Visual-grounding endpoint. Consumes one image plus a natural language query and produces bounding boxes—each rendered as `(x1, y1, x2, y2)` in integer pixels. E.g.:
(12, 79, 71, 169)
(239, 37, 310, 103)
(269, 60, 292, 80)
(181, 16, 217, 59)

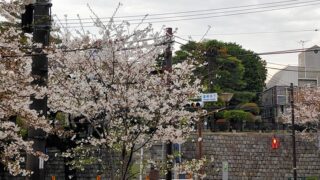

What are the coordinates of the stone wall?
(182, 132, 320, 179)
(0, 148, 118, 180)
(1, 133, 320, 179)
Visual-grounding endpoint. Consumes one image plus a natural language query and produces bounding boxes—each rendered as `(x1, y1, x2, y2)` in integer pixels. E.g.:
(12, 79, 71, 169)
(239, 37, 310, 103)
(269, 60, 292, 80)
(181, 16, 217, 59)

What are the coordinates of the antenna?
(298, 40, 309, 79)
(298, 40, 309, 49)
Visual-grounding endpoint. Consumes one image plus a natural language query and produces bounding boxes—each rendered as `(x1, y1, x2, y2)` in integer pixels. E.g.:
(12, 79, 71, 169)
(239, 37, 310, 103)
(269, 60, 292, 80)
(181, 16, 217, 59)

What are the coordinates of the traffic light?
(21, 4, 34, 33)
(271, 137, 280, 149)
(186, 101, 203, 108)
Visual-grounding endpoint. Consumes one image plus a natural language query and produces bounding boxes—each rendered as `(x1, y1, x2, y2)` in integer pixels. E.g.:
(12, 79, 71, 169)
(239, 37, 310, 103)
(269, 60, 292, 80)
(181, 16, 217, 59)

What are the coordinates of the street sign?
(201, 93, 218, 102)
(39, 157, 44, 169)
(222, 161, 228, 180)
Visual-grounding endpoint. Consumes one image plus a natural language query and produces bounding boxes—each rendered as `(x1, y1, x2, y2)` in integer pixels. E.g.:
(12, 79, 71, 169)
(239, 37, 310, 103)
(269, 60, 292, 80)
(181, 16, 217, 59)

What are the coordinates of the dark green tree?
(173, 40, 267, 104)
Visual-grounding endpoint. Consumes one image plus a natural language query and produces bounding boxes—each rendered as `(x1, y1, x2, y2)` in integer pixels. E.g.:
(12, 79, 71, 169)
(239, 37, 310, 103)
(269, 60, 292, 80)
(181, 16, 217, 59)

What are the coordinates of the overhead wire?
(266, 71, 292, 85)
(178, 29, 319, 37)
(63, 1, 319, 24)
(173, 35, 191, 42)
(1, 40, 320, 60)
(0, 39, 172, 60)
(266, 62, 297, 67)
(266, 66, 320, 73)
(54, 1, 320, 27)
(267, 72, 292, 86)
(174, 41, 185, 46)
(171, 40, 320, 57)
(266, 61, 320, 71)
(57, 0, 301, 21)
(266, 73, 282, 85)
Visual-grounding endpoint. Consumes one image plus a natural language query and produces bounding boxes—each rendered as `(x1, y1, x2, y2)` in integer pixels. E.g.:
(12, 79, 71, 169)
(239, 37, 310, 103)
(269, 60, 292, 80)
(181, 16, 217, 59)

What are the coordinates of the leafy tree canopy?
(173, 40, 267, 103)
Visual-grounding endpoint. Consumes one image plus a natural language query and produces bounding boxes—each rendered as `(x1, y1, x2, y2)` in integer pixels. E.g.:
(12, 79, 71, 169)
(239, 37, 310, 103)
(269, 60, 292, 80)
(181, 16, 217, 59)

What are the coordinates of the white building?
(262, 45, 320, 125)
(262, 66, 298, 125)
(298, 45, 320, 87)
(266, 66, 298, 89)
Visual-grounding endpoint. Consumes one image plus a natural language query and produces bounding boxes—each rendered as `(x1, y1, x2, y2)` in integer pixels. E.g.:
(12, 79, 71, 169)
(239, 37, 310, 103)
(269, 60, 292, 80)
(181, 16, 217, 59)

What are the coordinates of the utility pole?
(290, 83, 297, 180)
(26, 1, 52, 180)
(164, 27, 173, 180)
(206, 48, 217, 92)
(195, 49, 216, 175)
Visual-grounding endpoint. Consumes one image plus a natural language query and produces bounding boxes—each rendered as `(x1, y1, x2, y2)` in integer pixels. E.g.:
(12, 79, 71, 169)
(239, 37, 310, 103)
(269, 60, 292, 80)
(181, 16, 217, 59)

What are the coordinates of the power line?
(266, 73, 290, 86)
(266, 66, 320, 73)
(55, 1, 320, 27)
(266, 62, 320, 71)
(173, 35, 191, 42)
(2, 45, 320, 60)
(267, 72, 292, 85)
(266, 62, 298, 67)
(174, 41, 185, 46)
(0, 40, 172, 60)
(178, 29, 319, 37)
(56, 0, 310, 21)
(60, 1, 320, 24)
(266, 73, 283, 85)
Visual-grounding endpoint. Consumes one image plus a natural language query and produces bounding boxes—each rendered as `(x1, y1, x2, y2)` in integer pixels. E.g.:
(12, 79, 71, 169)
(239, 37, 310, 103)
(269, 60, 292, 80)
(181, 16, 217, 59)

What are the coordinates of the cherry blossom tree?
(282, 86, 320, 129)
(0, 0, 51, 176)
(1, 1, 204, 178)
(47, 6, 202, 179)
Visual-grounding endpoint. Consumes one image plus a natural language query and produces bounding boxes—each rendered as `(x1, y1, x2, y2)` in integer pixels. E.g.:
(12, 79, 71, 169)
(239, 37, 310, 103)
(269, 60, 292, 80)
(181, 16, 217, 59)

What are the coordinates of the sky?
(51, 0, 320, 81)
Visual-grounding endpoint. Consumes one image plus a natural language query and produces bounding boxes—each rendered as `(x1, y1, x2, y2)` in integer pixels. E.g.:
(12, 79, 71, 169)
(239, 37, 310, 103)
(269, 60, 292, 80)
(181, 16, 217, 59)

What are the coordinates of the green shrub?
(215, 111, 225, 119)
(224, 110, 253, 123)
(239, 103, 260, 115)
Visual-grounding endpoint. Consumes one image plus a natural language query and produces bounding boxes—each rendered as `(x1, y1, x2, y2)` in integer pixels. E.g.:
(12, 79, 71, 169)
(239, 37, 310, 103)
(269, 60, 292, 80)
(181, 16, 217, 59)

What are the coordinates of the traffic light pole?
(164, 27, 173, 180)
(26, 1, 51, 180)
(290, 83, 297, 180)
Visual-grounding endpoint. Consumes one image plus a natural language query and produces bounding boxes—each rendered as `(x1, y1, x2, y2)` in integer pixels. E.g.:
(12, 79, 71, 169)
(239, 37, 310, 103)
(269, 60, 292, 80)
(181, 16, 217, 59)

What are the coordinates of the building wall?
(298, 46, 320, 87)
(261, 86, 291, 124)
(263, 47, 320, 124)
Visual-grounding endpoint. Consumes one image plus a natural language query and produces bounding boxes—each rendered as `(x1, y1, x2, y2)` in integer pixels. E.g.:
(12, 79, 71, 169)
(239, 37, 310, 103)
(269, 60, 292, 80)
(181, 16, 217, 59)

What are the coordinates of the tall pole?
(139, 148, 144, 180)
(290, 83, 297, 180)
(197, 112, 203, 159)
(164, 27, 173, 180)
(206, 48, 217, 92)
(206, 49, 216, 132)
(26, 1, 51, 180)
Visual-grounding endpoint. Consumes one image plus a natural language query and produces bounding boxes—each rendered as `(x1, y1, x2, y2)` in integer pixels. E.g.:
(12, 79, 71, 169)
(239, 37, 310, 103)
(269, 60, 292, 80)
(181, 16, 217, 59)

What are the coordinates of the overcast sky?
(52, 0, 320, 80)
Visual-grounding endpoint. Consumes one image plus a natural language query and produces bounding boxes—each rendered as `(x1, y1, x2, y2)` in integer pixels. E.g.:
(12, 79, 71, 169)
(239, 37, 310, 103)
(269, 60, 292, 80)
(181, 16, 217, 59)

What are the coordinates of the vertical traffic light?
(21, 4, 34, 33)
(271, 137, 280, 149)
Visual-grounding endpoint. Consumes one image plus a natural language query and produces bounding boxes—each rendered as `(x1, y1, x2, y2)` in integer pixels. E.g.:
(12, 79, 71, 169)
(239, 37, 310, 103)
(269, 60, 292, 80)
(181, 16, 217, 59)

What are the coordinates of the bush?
(223, 110, 252, 123)
(215, 111, 225, 119)
(239, 103, 260, 115)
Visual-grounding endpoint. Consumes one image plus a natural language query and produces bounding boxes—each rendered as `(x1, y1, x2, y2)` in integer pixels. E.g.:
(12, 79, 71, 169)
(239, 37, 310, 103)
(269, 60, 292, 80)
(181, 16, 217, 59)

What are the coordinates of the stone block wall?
(1, 133, 320, 179)
(182, 133, 320, 179)
(0, 147, 118, 180)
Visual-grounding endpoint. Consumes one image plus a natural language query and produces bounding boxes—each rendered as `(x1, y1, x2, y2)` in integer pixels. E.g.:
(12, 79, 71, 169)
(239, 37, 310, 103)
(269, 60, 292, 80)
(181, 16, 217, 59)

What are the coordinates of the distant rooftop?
(266, 65, 298, 89)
